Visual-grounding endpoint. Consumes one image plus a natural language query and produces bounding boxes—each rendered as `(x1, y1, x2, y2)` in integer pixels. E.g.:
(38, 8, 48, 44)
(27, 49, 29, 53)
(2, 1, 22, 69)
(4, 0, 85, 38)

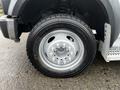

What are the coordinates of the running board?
(99, 23, 120, 62)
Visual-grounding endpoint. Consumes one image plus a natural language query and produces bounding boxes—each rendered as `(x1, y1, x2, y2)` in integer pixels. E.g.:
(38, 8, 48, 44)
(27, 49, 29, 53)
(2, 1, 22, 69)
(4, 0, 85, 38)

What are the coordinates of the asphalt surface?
(0, 31, 120, 90)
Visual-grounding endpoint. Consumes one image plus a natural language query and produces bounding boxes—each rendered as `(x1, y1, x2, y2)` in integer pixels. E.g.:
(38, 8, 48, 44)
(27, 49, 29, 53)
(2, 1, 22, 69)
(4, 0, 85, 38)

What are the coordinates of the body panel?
(108, 0, 120, 45)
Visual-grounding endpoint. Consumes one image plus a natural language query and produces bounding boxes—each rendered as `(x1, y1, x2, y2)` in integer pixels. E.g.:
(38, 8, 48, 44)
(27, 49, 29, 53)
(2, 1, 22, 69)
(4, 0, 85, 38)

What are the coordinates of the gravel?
(0, 31, 120, 90)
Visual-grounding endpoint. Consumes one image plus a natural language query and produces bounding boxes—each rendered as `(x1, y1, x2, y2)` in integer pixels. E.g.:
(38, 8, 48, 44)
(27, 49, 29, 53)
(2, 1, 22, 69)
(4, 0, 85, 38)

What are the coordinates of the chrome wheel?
(39, 30, 85, 72)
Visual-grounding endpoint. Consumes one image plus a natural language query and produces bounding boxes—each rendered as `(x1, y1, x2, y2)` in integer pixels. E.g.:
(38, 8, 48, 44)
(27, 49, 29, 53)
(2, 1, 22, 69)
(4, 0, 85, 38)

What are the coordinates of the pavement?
(0, 31, 120, 90)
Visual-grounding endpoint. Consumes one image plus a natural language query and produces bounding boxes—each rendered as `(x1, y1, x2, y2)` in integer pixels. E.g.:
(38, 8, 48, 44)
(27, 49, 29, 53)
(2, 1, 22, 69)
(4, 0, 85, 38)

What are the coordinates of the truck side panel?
(108, 0, 120, 45)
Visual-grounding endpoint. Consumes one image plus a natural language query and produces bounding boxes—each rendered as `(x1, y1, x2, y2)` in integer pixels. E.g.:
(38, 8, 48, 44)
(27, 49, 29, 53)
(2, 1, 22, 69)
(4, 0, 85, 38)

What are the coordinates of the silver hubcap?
(39, 30, 85, 72)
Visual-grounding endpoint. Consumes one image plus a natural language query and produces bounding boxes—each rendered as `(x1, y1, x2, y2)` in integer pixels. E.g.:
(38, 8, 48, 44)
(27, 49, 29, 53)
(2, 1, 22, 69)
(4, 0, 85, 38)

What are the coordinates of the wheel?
(27, 14, 96, 78)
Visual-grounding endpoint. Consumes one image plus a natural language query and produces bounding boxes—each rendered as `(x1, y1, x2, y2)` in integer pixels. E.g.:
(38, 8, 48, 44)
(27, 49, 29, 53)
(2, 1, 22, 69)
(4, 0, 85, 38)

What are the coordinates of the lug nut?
(69, 57, 71, 61)
(63, 43, 66, 48)
(51, 47, 54, 51)
(69, 46, 71, 50)
(57, 43, 60, 47)
(52, 57, 55, 61)
(49, 52, 53, 56)
(71, 52, 73, 55)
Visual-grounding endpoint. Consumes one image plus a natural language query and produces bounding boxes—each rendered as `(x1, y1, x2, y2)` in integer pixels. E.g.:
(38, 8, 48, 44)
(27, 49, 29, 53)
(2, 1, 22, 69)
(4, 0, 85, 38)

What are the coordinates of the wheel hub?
(39, 30, 85, 71)
(47, 41, 76, 65)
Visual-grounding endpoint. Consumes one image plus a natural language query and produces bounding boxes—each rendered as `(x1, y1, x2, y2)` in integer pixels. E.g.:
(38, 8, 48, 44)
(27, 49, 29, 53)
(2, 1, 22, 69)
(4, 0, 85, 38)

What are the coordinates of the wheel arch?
(8, 0, 117, 44)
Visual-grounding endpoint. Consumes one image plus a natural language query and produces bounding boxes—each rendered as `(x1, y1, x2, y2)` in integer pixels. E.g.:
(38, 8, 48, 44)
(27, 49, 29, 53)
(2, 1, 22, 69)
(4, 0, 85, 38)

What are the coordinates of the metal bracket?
(0, 15, 19, 41)
(92, 29, 97, 35)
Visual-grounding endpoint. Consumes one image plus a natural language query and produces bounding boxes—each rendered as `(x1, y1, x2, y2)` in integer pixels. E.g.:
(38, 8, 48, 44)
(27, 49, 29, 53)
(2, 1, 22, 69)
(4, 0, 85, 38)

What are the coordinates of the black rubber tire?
(27, 14, 96, 78)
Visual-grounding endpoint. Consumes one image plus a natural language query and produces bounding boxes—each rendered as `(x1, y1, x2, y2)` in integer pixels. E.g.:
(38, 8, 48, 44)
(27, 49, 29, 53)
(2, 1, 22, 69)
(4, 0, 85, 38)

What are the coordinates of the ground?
(0, 31, 120, 90)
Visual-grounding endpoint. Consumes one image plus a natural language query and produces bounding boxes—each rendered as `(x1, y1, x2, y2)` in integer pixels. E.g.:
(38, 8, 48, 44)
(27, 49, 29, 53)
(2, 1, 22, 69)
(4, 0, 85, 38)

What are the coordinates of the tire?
(27, 14, 96, 78)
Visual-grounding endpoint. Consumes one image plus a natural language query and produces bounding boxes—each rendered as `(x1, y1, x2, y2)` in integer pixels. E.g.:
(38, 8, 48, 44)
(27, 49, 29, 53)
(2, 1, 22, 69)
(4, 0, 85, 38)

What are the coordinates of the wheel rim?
(39, 30, 85, 72)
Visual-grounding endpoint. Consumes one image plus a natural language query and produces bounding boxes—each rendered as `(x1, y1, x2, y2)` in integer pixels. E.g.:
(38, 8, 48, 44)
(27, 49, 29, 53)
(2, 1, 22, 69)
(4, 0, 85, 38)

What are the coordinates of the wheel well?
(18, 0, 110, 40)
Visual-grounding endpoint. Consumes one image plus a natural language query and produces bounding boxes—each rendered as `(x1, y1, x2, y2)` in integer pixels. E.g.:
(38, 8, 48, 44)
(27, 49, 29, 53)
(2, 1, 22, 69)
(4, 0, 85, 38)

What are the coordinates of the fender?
(1, 0, 120, 45)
